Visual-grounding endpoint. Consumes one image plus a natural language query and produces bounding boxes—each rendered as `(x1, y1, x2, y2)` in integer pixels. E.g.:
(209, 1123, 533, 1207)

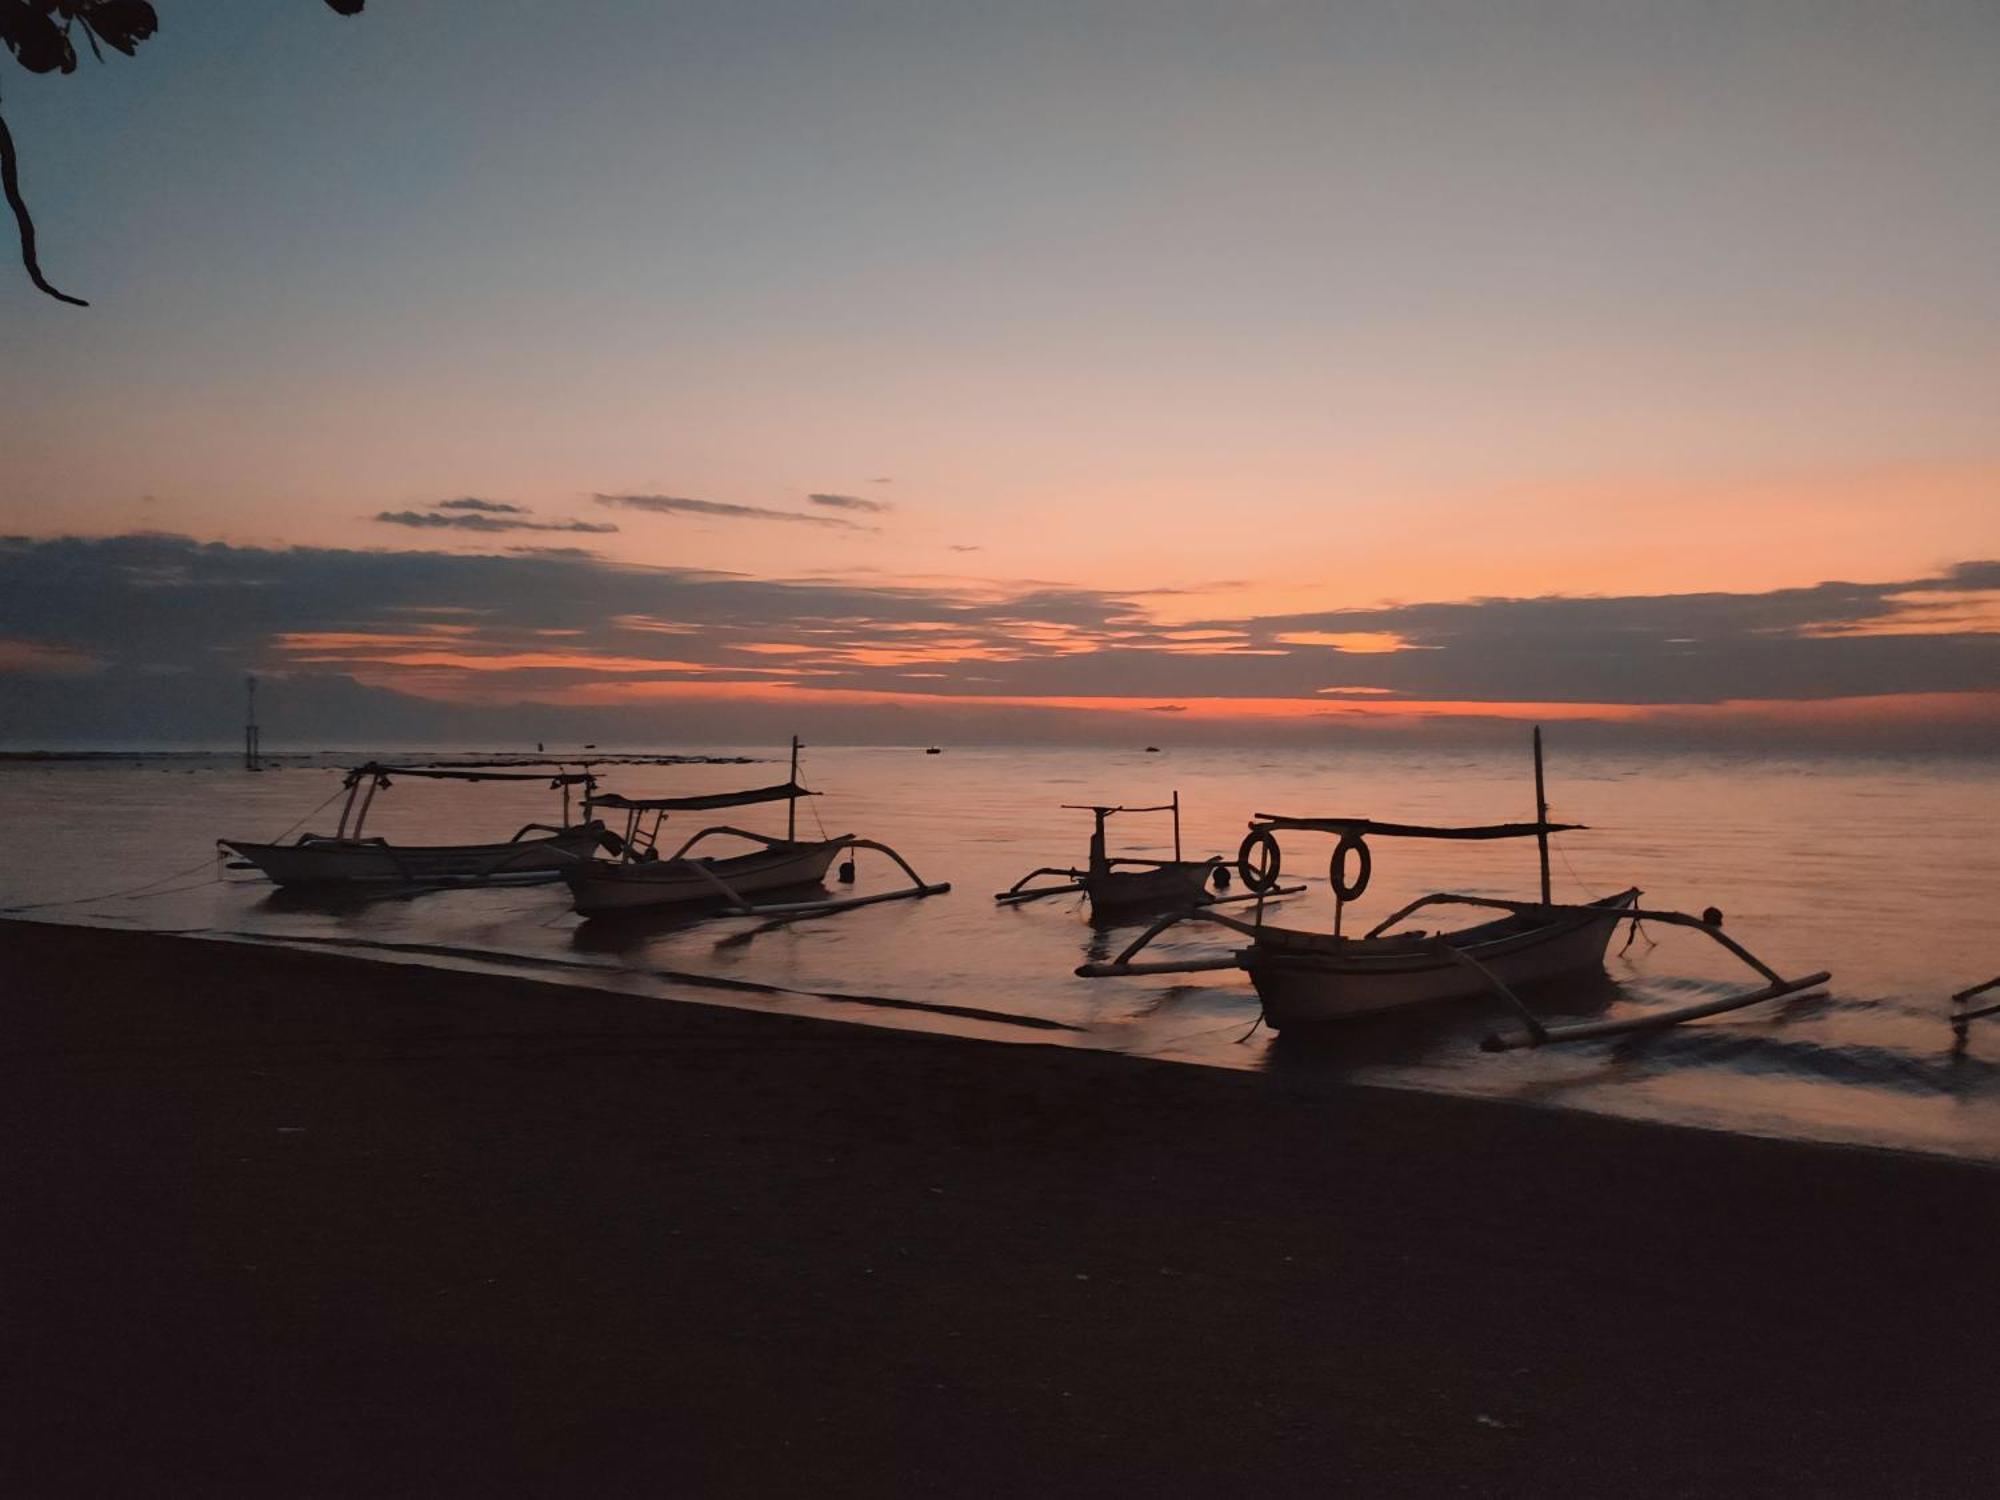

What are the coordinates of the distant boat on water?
(925, 746, 942, 754)
(997, 792, 1283, 919)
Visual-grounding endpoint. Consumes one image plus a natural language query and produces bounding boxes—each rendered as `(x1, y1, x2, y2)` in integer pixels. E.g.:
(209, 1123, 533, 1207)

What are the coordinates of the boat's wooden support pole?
(352, 775, 383, 839)
(1482, 971, 1832, 1052)
(689, 860, 757, 908)
(995, 866, 1086, 900)
(1172, 790, 1182, 863)
(1434, 940, 1548, 1043)
(994, 880, 1087, 905)
(787, 735, 800, 842)
(734, 882, 953, 919)
(737, 838, 950, 920)
(667, 824, 797, 860)
(333, 777, 360, 840)
(1076, 954, 1245, 978)
(1075, 906, 1263, 977)
(1533, 725, 1551, 907)
(839, 838, 944, 895)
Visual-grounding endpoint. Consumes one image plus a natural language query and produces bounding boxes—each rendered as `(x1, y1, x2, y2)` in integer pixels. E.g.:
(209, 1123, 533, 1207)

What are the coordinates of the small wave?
(215, 929, 1085, 1035)
(1607, 1024, 1992, 1097)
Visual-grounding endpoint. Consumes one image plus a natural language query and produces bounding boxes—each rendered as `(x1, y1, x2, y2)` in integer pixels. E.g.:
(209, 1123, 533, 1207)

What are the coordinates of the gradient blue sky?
(1, 1, 1994, 741)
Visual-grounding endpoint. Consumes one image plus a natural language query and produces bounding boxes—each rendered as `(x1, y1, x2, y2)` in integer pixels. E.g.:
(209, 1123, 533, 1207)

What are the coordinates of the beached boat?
(222, 761, 607, 888)
(996, 793, 1287, 917)
(565, 738, 949, 920)
(1079, 730, 1829, 1048)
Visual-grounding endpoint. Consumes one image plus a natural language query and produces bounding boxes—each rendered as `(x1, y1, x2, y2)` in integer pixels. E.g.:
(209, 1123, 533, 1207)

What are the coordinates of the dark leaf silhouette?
(4, 1, 362, 305)
(0, 3, 79, 74)
(72, 2, 160, 58)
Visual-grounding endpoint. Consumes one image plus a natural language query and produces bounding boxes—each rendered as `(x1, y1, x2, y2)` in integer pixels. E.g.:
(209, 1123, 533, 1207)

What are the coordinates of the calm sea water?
(3, 743, 1996, 1162)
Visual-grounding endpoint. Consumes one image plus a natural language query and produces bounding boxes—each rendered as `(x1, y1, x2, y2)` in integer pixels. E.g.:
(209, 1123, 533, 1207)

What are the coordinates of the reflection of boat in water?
(222, 761, 605, 888)
(996, 793, 1286, 919)
(1081, 729, 1829, 1049)
(565, 738, 949, 920)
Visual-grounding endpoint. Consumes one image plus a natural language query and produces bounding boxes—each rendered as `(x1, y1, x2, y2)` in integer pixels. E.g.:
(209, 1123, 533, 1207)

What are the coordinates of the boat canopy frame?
(333, 760, 600, 842)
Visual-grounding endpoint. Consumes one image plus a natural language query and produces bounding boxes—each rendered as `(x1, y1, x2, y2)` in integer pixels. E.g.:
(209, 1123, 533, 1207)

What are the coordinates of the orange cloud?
(0, 639, 102, 676)
(1274, 631, 1416, 653)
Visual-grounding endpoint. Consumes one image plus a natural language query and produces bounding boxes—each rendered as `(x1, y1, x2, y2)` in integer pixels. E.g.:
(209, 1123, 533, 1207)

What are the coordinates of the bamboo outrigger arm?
(1077, 890, 1831, 1052)
(666, 830, 950, 920)
(1074, 907, 1262, 977)
(1371, 894, 1841, 1051)
(996, 867, 1089, 904)
(1950, 977, 2000, 1040)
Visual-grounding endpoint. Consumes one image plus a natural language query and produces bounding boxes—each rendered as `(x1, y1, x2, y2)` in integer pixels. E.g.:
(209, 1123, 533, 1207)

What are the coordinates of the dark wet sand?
(5, 919, 1997, 1497)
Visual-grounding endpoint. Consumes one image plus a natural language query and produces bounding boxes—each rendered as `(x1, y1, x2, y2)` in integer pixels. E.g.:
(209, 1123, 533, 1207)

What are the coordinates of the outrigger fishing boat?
(221, 760, 606, 888)
(564, 738, 949, 920)
(996, 793, 1297, 917)
(1079, 730, 1830, 1049)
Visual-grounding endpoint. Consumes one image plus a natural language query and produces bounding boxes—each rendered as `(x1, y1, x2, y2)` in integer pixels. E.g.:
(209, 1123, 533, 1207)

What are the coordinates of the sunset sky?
(1, 1, 1994, 744)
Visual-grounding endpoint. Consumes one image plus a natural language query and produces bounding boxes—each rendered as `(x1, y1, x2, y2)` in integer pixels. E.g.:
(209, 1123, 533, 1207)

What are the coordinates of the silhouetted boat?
(221, 761, 605, 888)
(1080, 730, 1829, 1048)
(565, 738, 949, 920)
(997, 793, 1295, 918)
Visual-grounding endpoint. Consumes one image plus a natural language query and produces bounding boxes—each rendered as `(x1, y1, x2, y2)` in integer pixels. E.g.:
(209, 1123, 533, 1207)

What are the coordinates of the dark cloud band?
(0, 533, 1991, 745)
(594, 494, 870, 531)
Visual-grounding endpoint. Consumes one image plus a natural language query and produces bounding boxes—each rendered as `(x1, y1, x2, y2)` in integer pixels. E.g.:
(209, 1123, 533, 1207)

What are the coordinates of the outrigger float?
(563, 738, 950, 921)
(221, 760, 609, 888)
(996, 793, 1300, 917)
(1077, 730, 1830, 1049)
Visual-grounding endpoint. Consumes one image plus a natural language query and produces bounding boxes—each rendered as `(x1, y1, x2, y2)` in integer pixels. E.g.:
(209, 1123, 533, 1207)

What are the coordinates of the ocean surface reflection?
(2, 742, 1995, 1161)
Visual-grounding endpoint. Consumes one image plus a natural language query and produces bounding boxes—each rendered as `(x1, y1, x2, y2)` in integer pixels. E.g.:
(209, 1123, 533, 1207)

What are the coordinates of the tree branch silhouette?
(0, 109, 83, 303)
(2, 0, 365, 307)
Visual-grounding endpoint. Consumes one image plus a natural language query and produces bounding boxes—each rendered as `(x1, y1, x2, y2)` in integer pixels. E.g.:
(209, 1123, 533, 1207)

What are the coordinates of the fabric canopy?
(1249, 816, 1585, 840)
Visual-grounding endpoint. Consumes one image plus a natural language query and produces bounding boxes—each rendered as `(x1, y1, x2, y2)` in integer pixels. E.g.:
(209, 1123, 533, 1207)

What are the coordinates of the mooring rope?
(2, 847, 231, 914)
(1, 777, 348, 916)
(259, 781, 351, 845)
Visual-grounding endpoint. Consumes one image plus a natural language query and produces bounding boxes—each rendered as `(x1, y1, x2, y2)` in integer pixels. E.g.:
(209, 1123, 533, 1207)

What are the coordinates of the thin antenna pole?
(788, 735, 800, 841)
(1533, 725, 1551, 905)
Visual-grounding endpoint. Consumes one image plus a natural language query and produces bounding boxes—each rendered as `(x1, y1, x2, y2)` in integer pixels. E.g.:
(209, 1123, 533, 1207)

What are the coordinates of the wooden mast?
(1172, 790, 1182, 862)
(1532, 725, 1551, 906)
(787, 735, 800, 841)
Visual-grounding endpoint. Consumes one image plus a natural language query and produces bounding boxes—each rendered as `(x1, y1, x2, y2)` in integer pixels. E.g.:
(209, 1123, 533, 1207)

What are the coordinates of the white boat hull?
(1246, 890, 1637, 1028)
(565, 840, 845, 916)
(223, 827, 604, 887)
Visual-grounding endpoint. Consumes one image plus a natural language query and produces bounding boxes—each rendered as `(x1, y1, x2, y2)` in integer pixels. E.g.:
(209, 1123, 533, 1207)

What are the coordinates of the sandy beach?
(5, 917, 1997, 1496)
